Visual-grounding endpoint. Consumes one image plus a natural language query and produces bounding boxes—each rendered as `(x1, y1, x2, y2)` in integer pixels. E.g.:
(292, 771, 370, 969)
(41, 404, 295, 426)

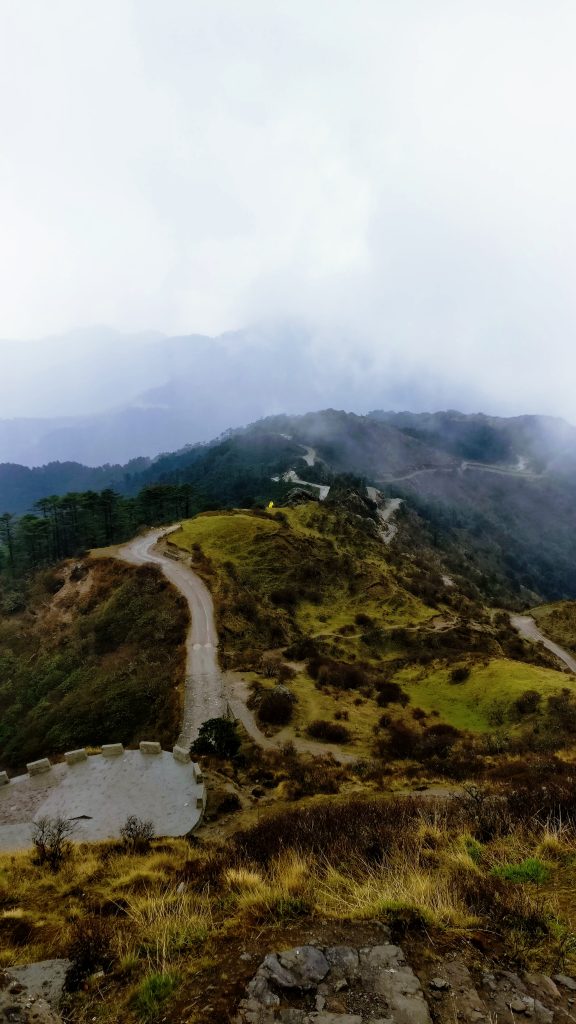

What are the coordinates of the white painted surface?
(0, 750, 204, 851)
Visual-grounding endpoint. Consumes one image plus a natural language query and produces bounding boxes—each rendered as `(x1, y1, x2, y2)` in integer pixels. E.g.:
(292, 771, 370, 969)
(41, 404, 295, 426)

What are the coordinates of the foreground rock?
(0, 969, 63, 1024)
(235, 941, 576, 1024)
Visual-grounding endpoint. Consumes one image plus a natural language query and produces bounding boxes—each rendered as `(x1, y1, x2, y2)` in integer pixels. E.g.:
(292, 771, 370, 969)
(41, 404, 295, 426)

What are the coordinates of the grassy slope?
(396, 658, 571, 732)
(2, 789, 576, 1022)
(172, 504, 435, 653)
(172, 504, 573, 741)
(0, 559, 188, 771)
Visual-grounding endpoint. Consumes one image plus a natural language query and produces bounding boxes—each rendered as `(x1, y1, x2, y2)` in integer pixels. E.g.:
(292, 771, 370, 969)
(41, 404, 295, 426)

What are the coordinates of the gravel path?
(119, 528, 225, 746)
(510, 613, 576, 674)
(119, 530, 360, 762)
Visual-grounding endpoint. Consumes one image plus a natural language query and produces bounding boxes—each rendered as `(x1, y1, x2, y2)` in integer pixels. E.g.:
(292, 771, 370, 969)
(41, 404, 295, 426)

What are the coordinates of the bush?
(216, 792, 242, 814)
(120, 815, 154, 853)
(514, 689, 542, 716)
(31, 816, 75, 871)
(270, 586, 298, 607)
(375, 681, 410, 707)
(450, 666, 471, 684)
(355, 612, 374, 627)
(417, 723, 461, 760)
(66, 917, 115, 991)
(306, 719, 351, 743)
(548, 689, 576, 731)
(190, 717, 241, 759)
(258, 687, 295, 725)
(277, 662, 296, 683)
(379, 720, 419, 759)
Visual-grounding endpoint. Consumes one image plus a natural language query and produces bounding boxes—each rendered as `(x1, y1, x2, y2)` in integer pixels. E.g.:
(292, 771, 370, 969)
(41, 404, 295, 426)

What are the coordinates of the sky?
(1, 1, 576, 422)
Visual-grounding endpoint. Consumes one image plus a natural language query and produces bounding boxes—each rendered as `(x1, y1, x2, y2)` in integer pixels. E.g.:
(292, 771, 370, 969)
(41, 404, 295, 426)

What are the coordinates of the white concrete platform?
(0, 749, 205, 851)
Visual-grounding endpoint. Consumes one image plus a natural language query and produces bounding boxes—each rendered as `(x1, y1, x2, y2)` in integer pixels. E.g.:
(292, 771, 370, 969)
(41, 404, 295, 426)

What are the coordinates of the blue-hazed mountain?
(0, 323, 499, 468)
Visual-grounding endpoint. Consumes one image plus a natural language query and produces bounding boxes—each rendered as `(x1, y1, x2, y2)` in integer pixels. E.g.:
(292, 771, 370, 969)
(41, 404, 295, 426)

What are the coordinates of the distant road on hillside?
(379, 460, 543, 484)
(511, 614, 576, 674)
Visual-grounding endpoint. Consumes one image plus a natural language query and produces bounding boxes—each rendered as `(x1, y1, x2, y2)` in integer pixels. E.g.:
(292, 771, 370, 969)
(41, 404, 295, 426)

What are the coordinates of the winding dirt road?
(118, 526, 359, 762)
(119, 528, 224, 747)
(510, 614, 576, 674)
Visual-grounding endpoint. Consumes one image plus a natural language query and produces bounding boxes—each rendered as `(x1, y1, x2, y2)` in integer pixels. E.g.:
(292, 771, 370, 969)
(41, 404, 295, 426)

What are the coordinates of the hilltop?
(3, 407, 576, 604)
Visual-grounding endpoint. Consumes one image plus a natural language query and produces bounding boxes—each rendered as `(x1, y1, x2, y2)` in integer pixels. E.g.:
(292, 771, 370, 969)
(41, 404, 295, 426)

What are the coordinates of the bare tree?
(32, 816, 76, 870)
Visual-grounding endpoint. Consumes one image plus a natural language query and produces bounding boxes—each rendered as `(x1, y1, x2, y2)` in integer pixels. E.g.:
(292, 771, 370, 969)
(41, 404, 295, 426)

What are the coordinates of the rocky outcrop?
(235, 939, 576, 1024)
(0, 969, 63, 1024)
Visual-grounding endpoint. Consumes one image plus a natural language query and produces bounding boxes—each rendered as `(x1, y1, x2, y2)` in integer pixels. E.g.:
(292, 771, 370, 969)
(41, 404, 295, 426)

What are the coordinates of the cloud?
(0, 1, 575, 420)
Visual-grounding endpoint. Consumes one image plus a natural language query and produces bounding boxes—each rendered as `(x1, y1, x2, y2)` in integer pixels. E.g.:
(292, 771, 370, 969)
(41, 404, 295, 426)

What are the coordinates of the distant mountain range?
(1, 323, 509, 467)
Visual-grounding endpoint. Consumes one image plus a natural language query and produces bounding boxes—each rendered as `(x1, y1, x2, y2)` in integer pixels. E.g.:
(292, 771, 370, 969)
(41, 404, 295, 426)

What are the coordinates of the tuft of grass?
(492, 858, 551, 884)
(122, 886, 214, 969)
(132, 971, 179, 1023)
(315, 860, 479, 929)
(224, 852, 313, 922)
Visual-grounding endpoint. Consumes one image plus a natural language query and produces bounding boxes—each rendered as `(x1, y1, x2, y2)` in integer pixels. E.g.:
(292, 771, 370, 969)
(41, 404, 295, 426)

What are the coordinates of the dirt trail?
(118, 528, 225, 746)
(511, 613, 576, 674)
(117, 528, 354, 761)
(225, 672, 357, 763)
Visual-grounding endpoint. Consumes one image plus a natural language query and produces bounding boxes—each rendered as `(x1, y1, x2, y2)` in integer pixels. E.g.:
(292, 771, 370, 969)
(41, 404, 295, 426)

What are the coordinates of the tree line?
(0, 483, 196, 580)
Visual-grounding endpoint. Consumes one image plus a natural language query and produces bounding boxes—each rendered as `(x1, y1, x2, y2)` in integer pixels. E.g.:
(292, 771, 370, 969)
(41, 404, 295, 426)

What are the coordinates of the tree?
(0, 513, 15, 574)
(190, 717, 241, 759)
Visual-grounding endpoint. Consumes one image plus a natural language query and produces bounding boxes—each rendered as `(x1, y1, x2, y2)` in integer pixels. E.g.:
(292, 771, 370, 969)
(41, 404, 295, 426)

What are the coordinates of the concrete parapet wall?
(0, 741, 207, 851)
(64, 749, 88, 765)
(27, 758, 51, 776)
(139, 741, 162, 755)
(172, 745, 190, 764)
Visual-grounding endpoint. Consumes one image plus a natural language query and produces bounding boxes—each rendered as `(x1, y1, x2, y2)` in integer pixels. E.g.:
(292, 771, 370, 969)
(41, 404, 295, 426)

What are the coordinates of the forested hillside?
(0, 558, 187, 769)
(3, 407, 576, 603)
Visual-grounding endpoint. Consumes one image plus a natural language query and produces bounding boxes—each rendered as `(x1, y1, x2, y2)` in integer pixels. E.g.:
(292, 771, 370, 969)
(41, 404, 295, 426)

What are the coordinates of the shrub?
(375, 681, 410, 707)
(66, 917, 115, 991)
(258, 687, 295, 725)
(450, 666, 471, 684)
(190, 717, 241, 759)
(417, 723, 461, 760)
(380, 720, 419, 759)
(306, 719, 351, 743)
(270, 586, 298, 607)
(514, 690, 542, 716)
(548, 689, 576, 731)
(355, 612, 374, 627)
(120, 815, 154, 853)
(31, 816, 75, 871)
(216, 792, 242, 814)
(277, 662, 296, 683)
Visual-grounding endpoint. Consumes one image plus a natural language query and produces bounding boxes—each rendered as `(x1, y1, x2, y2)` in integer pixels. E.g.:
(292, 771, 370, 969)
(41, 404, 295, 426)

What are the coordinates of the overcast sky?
(1, 1, 576, 420)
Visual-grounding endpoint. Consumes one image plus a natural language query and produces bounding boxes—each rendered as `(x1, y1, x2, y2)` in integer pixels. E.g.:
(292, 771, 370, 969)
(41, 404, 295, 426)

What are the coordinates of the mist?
(1, 1, 576, 457)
